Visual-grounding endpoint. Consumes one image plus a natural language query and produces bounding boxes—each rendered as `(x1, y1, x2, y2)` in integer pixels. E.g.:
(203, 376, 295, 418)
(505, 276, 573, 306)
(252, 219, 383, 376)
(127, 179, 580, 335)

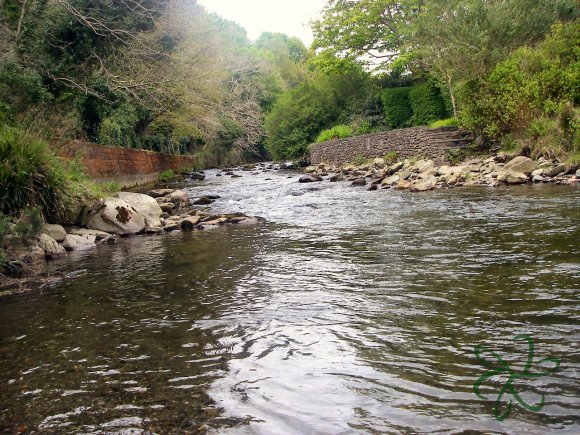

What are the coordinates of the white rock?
(381, 174, 400, 186)
(62, 234, 96, 251)
(117, 192, 163, 227)
(410, 175, 437, 192)
(503, 156, 537, 176)
(87, 198, 146, 235)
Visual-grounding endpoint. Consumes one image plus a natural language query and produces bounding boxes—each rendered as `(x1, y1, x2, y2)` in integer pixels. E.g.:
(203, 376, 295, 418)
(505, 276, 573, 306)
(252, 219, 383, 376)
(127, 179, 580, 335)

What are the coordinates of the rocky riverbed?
(299, 154, 579, 191)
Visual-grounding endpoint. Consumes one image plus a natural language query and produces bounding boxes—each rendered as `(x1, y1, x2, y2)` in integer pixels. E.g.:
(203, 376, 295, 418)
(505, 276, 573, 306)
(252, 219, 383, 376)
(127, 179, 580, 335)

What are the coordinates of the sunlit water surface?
(1, 168, 579, 434)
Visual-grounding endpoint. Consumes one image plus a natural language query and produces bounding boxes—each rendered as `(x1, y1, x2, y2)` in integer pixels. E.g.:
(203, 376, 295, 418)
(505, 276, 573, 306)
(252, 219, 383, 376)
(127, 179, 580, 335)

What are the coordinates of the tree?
(312, 0, 424, 69)
(411, 0, 578, 117)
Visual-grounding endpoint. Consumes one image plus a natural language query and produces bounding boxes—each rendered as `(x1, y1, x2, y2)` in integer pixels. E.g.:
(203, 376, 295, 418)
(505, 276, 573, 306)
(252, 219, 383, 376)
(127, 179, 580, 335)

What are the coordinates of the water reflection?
(0, 170, 579, 434)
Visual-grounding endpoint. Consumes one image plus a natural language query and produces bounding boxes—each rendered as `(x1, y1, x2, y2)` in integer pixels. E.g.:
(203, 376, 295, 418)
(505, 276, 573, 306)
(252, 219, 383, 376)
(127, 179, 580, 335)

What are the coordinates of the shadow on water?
(1, 169, 579, 434)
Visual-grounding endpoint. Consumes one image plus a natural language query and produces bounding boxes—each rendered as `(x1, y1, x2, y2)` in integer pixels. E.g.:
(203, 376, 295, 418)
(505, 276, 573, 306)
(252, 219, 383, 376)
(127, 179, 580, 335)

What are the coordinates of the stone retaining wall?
(309, 126, 472, 166)
(58, 141, 197, 187)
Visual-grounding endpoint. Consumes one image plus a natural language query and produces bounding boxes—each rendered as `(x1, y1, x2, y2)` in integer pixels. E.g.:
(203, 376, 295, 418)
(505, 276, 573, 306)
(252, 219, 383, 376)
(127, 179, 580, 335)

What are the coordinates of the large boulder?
(373, 158, 385, 168)
(545, 164, 566, 177)
(381, 174, 400, 186)
(410, 175, 437, 192)
(38, 234, 67, 258)
(87, 198, 147, 235)
(117, 192, 163, 227)
(412, 159, 435, 174)
(42, 224, 67, 243)
(62, 234, 96, 251)
(165, 190, 191, 207)
(498, 170, 528, 184)
(502, 156, 537, 176)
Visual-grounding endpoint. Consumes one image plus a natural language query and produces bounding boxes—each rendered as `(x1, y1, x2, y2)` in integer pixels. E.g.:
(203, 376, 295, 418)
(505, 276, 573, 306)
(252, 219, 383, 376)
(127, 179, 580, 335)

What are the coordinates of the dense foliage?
(311, 0, 579, 160)
(1, 0, 578, 166)
(0, 0, 310, 165)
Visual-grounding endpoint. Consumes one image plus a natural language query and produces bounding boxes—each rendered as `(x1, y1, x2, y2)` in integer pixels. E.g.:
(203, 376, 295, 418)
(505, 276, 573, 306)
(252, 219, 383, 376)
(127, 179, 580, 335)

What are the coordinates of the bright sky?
(197, 0, 327, 47)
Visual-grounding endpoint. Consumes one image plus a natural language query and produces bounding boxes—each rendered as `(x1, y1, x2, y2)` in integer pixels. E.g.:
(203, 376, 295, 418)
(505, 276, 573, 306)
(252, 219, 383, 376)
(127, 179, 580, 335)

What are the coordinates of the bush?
(408, 81, 449, 126)
(383, 151, 398, 163)
(459, 22, 579, 139)
(315, 125, 353, 143)
(0, 127, 72, 221)
(158, 169, 176, 182)
(380, 87, 412, 128)
(429, 118, 459, 128)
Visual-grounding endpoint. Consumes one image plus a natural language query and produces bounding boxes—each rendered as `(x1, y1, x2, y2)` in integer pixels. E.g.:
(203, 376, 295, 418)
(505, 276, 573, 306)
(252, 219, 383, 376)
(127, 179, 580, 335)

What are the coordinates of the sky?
(197, 0, 328, 47)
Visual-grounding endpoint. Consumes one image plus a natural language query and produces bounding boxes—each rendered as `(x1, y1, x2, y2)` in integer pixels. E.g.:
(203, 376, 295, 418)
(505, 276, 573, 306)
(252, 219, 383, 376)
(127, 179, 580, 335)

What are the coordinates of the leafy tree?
(312, 0, 424, 68)
(265, 66, 372, 159)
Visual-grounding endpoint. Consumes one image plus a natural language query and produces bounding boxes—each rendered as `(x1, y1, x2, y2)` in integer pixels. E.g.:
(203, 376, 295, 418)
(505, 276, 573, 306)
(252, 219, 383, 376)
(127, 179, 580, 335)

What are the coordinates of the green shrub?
(315, 125, 353, 143)
(459, 22, 579, 140)
(429, 118, 459, 128)
(383, 151, 398, 163)
(0, 127, 71, 221)
(380, 87, 412, 128)
(409, 81, 449, 126)
(159, 169, 176, 183)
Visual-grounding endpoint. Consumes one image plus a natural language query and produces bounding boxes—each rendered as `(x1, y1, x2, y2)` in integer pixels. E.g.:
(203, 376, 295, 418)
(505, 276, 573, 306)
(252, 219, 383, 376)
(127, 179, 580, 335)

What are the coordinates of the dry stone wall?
(58, 141, 197, 187)
(309, 127, 472, 166)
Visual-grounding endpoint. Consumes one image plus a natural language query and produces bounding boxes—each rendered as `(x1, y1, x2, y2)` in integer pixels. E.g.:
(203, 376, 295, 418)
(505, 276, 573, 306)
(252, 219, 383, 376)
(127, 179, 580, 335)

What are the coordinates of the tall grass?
(0, 126, 72, 221)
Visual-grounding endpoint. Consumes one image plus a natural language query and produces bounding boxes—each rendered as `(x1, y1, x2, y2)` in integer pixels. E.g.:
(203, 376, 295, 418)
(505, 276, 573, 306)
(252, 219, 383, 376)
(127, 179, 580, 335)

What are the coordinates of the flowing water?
(1, 168, 579, 434)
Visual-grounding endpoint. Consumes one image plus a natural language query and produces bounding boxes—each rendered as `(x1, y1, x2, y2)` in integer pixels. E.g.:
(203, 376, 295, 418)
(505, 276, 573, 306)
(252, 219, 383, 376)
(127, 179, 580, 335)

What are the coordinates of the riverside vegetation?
(1, 0, 579, 285)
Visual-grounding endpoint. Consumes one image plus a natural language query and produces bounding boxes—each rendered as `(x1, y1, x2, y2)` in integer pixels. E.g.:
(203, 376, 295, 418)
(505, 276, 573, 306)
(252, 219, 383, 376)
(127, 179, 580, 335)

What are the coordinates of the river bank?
(299, 153, 579, 191)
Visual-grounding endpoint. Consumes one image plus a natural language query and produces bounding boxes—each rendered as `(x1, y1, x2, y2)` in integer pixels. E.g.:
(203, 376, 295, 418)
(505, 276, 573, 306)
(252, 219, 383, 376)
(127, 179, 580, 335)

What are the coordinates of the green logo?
(473, 334, 560, 421)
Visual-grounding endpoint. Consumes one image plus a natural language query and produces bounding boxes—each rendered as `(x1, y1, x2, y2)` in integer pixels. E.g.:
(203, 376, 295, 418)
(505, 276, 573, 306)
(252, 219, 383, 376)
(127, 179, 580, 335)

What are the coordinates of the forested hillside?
(0, 0, 310, 166)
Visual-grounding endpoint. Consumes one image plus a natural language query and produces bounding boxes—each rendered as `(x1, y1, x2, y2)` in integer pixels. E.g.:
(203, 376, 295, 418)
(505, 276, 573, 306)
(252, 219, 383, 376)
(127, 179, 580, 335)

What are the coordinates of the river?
(1, 167, 579, 434)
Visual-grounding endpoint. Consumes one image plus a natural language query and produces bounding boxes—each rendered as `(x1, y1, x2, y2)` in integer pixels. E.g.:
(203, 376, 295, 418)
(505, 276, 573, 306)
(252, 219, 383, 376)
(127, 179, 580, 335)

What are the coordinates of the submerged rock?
(180, 216, 202, 231)
(193, 196, 215, 205)
(299, 175, 322, 183)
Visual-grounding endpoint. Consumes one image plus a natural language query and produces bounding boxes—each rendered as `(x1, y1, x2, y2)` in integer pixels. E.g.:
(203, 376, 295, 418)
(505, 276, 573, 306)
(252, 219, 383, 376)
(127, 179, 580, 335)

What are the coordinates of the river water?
(1, 167, 579, 434)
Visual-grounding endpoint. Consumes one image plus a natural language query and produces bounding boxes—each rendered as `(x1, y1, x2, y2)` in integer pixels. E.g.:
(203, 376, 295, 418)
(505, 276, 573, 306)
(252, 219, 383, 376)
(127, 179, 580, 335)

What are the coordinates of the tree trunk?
(447, 73, 457, 119)
(16, 0, 28, 39)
